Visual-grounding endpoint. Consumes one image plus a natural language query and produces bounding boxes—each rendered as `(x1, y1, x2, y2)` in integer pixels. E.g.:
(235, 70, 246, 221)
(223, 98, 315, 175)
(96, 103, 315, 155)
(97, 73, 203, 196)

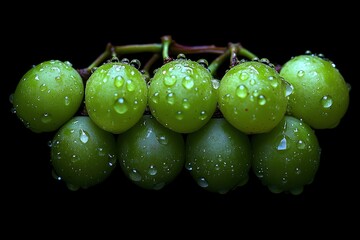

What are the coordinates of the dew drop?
(114, 97, 128, 114)
(79, 129, 89, 143)
(199, 111, 207, 120)
(64, 61, 72, 67)
(182, 98, 190, 109)
(41, 113, 52, 123)
(130, 59, 141, 69)
(35, 74, 40, 81)
(277, 136, 288, 151)
(249, 79, 256, 85)
(151, 92, 159, 104)
(197, 58, 208, 68)
(148, 165, 157, 176)
(67, 183, 80, 191)
(64, 96, 70, 106)
(321, 95, 333, 108)
(166, 92, 175, 105)
(185, 162, 192, 171)
(157, 135, 168, 145)
(182, 76, 194, 89)
(120, 58, 129, 64)
(258, 95, 267, 105)
(296, 70, 305, 78)
(236, 84, 248, 98)
(153, 182, 165, 190)
(197, 177, 209, 188)
(284, 81, 294, 97)
(164, 75, 176, 86)
(126, 79, 135, 92)
(51, 170, 62, 181)
(40, 83, 48, 92)
(211, 79, 220, 89)
(9, 94, 14, 104)
(290, 187, 304, 195)
(114, 75, 125, 88)
(10, 107, 16, 114)
(129, 169, 142, 182)
(177, 53, 186, 59)
(240, 72, 249, 81)
(175, 111, 183, 120)
(295, 167, 301, 175)
(268, 185, 283, 194)
(297, 140, 306, 149)
(222, 93, 231, 102)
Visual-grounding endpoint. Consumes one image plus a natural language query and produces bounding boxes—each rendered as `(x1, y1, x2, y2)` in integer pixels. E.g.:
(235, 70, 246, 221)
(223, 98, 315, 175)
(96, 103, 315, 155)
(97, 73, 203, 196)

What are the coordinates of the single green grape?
(279, 53, 350, 129)
(116, 114, 185, 190)
(185, 118, 252, 194)
(85, 61, 147, 134)
(50, 116, 117, 191)
(12, 60, 84, 133)
(251, 115, 321, 195)
(148, 57, 218, 133)
(218, 60, 290, 134)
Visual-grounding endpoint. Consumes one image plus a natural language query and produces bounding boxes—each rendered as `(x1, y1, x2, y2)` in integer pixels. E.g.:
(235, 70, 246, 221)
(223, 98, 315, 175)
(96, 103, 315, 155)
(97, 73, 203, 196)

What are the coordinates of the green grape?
(148, 58, 218, 133)
(116, 114, 185, 190)
(251, 115, 321, 195)
(50, 116, 117, 191)
(218, 60, 290, 134)
(279, 53, 350, 129)
(12, 60, 84, 133)
(85, 61, 147, 134)
(185, 118, 252, 194)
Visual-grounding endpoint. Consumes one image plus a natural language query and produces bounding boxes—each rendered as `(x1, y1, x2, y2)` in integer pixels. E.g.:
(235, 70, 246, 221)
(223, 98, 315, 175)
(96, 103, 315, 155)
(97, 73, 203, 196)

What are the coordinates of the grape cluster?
(10, 38, 350, 195)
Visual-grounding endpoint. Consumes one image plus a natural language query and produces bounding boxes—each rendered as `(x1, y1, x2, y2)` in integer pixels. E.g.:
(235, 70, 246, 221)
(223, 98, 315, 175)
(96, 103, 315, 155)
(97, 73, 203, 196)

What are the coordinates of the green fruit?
(251, 115, 321, 195)
(50, 116, 117, 191)
(185, 118, 252, 194)
(218, 60, 289, 134)
(117, 114, 185, 190)
(279, 54, 350, 129)
(12, 60, 84, 133)
(148, 58, 218, 133)
(85, 61, 147, 134)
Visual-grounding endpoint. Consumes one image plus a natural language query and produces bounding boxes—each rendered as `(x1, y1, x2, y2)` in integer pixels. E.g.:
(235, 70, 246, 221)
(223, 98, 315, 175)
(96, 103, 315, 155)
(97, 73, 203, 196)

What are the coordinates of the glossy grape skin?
(148, 59, 217, 133)
(279, 54, 350, 129)
(85, 62, 147, 134)
(50, 116, 117, 191)
(218, 61, 289, 134)
(251, 115, 321, 195)
(185, 118, 252, 194)
(12, 60, 84, 133)
(116, 114, 185, 190)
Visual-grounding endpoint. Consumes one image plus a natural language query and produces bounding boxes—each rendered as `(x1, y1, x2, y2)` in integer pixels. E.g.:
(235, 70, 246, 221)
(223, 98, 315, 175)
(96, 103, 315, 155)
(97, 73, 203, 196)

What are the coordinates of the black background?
(2, 5, 357, 227)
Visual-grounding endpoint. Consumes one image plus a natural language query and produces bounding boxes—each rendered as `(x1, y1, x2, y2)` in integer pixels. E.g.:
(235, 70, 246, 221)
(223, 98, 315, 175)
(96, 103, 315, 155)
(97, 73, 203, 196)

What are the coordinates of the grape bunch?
(10, 36, 350, 195)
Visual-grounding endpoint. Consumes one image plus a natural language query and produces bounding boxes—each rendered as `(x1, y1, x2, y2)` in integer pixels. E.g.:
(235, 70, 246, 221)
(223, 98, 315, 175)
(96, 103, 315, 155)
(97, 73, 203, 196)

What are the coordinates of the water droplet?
(67, 183, 80, 191)
(268, 76, 279, 88)
(114, 75, 125, 88)
(64, 61, 72, 67)
(51, 170, 62, 181)
(9, 93, 14, 104)
(277, 136, 288, 151)
(35, 74, 40, 80)
(148, 165, 157, 176)
(197, 58, 208, 68)
(255, 169, 264, 178)
(164, 75, 176, 86)
(126, 79, 135, 92)
(197, 177, 209, 188)
(222, 93, 231, 102)
(10, 107, 16, 114)
(297, 140, 306, 149)
(41, 113, 52, 123)
(157, 135, 168, 145)
(166, 92, 175, 105)
(347, 83, 352, 92)
(297, 70, 305, 77)
(129, 169, 142, 182)
(120, 58, 129, 64)
(239, 72, 249, 81)
(284, 81, 294, 97)
(40, 83, 48, 92)
(182, 98, 190, 109)
(151, 92, 159, 104)
(176, 111, 183, 120)
(258, 95, 267, 105)
(211, 79, 220, 89)
(182, 76, 194, 89)
(114, 97, 128, 114)
(91, 67, 98, 73)
(130, 59, 141, 69)
(177, 53, 186, 59)
(153, 182, 165, 190)
(295, 167, 301, 175)
(236, 84, 248, 98)
(64, 96, 70, 106)
(185, 162, 192, 171)
(268, 185, 283, 194)
(199, 111, 207, 120)
(290, 187, 304, 195)
(249, 79, 256, 85)
(321, 95, 333, 108)
(79, 129, 89, 143)
(47, 140, 53, 147)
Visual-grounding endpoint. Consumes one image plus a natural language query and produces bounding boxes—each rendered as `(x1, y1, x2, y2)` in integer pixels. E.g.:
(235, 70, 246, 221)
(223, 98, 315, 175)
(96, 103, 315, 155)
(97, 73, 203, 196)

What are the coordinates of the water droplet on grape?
(321, 95, 333, 108)
(67, 183, 80, 191)
(130, 59, 141, 69)
(55, 76, 61, 81)
(91, 67, 98, 73)
(166, 92, 175, 105)
(40, 83, 48, 92)
(197, 177, 209, 188)
(258, 95, 267, 105)
(120, 58, 129, 64)
(126, 79, 135, 92)
(295, 167, 301, 175)
(9, 93, 14, 104)
(153, 182, 165, 190)
(290, 187, 304, 195)
(64, 61, 72, 67)
(10, 107, 16, 114)
(64, 96, 70, 106)
(222, 93, 231, 102)
(199, 111, 207, 120)
(236, 84, 248, 98)
(79, 129, 89, 143)
(177, 53, 186, 59)
(41, 113, 52, 123)
(148, 165, 157, 176)
(249, 79, 256, 85)
(129, 169, 142, 182)
(35, 75, 40, 80)
(164, 75, 176, 86)
(297, 140, 306, 149)
(197, 58, 208, 68)
(176, 111, 183, 120)
(277, 136, 289, 151)
(211, 79, 220, 89)
(182, 76, 194, 89)
(239, 72, 249, 81)
(52, 169, 62, 181)
(347, 83, 352, 92)
(182, 98, 190, 109)
(157, 135, 168, 145)
(297, 70, 305, 77)
(151, 92, 159, 104)
(185, 162, 192, 171)
(114, 97, 128, 114)
(268, 185, 282, 194)
(114, 75, 125, 88)
(284, 81, 294, 97)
